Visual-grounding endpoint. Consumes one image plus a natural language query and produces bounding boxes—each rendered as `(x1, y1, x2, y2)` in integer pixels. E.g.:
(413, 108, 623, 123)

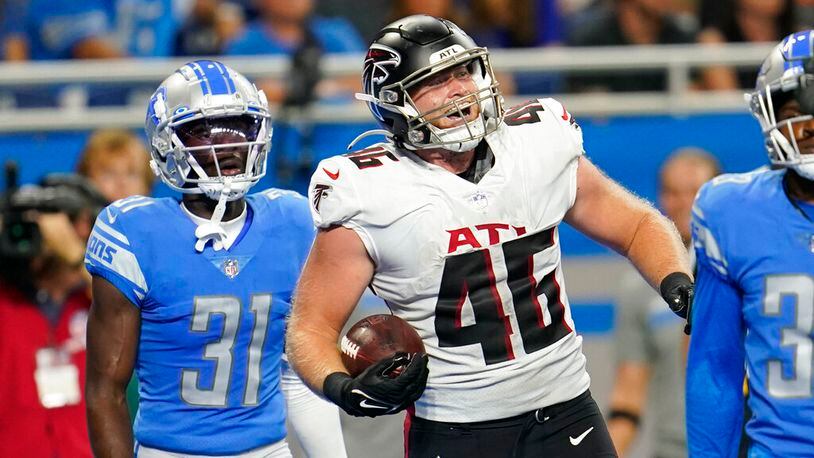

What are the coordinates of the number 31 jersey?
(309, 98, 591, 422)
(84, 190, 314, 455)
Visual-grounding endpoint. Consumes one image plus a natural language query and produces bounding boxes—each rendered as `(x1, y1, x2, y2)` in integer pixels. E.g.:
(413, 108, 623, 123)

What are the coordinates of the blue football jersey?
(688, 168, 814, 457)
(85, 190, 315, 455)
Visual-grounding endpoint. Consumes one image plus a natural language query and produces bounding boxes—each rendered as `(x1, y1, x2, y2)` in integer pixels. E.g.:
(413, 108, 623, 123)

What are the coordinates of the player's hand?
(660, 272, 694, 335)
(323, 352, 429, 417)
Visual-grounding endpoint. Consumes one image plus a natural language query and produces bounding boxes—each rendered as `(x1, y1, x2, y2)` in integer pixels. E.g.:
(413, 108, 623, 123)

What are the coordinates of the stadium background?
(0, 0, 784, 456)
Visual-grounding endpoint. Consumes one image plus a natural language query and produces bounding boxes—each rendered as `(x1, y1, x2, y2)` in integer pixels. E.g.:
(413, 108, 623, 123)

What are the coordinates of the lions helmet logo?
(362, 44, 401, 122)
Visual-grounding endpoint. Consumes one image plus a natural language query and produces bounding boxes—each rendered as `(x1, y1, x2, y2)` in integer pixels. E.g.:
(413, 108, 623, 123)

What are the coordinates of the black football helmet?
(356, 15, 503, 152)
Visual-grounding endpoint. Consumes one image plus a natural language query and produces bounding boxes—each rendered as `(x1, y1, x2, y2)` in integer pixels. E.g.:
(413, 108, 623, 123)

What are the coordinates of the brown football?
(340, 314, 425, 377)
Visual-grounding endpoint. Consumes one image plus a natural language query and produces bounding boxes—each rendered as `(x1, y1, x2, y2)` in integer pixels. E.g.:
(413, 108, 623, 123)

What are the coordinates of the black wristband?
(323, 372, 353, 406)
(608, 409, 641, 427)
(659, 272, 693, 299)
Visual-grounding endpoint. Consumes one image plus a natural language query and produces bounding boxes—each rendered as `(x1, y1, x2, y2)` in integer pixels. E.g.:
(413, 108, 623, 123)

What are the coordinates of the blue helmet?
(748, 30, 814, 179)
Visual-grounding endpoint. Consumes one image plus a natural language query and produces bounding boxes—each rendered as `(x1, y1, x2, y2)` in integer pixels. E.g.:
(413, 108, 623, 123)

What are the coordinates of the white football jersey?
(308, 98, 591, 422)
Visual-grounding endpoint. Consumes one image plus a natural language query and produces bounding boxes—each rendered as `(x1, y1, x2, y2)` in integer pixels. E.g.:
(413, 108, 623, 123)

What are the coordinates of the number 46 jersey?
(84, 190, 314, 455)
(309, 98, 591, 423)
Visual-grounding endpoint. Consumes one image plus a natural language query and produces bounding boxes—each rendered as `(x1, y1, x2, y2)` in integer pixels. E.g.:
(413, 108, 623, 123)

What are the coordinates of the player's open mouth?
(220, 168, 243, 176)
(217, 157, 245, 176)
(442, 105, 478, 127)
(446, 106, 472, 121)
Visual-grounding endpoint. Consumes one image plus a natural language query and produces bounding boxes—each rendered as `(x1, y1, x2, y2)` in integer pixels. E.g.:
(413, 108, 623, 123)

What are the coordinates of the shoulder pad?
(93, 195, 157, 237)
(341, 143, 400, 171)
(695, 167, 771, 215)
(259, 188, 307, 202)
(503, 98, 583, 153)
(308, 153, 367, 228)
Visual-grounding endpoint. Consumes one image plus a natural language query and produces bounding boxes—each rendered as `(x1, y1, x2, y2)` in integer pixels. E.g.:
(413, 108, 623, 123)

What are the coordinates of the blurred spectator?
(697, 0, 794, 90)
(566, 0, 698, 92)
(0, 171, 106, 458)
(560, 0, 598, 16)
(607, 148, 721, 457)
(174, 0, 246, 56)
(390, 0, 467, 26)
(76, 129, 153, 203)
(794, 0, 814, 31)
(1, 0, 122, 60)
(225, 0, 365, 103)
(389, 0, 549, 48)
(0, 0, 183, 108)
(106, 0, 181, 58)
(315, 0, 391, 42)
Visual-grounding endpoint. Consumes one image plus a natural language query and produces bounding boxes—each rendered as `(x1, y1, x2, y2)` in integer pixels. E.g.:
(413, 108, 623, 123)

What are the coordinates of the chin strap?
(194, 178, 232, 253)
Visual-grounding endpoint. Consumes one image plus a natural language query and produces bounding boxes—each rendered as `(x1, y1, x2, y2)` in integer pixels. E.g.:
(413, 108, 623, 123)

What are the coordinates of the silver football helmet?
(145, 59, 272, 201)
(748, 30, 814, 179)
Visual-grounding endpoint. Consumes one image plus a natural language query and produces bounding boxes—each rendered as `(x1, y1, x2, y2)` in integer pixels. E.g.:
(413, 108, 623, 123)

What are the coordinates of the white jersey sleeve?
(307, 155, 362, 229)
(537, 97, 584, 154)
(308, 145, 401, 264)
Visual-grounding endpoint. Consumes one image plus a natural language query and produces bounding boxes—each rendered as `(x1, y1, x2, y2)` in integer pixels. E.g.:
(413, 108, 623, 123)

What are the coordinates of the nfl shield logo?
(470, 191, 488, 210)
(223, 259, 239, 278)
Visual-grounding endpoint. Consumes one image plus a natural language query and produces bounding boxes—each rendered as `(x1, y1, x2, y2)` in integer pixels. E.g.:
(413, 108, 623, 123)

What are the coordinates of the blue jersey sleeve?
(686, 263, 745, 457)
(84, 198, 151, 307)
(686, 184, 746, 457)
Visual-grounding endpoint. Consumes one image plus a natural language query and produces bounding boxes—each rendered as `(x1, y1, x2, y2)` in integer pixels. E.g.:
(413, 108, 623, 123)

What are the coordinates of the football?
(340, 314, 425, 377)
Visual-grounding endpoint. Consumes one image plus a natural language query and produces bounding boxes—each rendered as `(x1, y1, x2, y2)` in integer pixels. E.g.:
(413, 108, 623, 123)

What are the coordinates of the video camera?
(0, 161, 107, 260)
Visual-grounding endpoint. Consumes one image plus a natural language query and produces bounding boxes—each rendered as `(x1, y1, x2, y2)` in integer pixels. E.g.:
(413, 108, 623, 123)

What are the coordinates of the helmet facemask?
(750, 74, 814, 179)
(167, 114, 269, 202)
(151, 104, 271, 202)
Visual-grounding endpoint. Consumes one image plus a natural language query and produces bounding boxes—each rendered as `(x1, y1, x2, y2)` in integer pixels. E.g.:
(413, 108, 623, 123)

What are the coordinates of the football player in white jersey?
(287, 15, 693, 458)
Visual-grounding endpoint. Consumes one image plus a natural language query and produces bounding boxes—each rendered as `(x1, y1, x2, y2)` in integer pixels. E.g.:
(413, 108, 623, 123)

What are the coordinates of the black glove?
(660, 272, 694, 335)
(323, 352, 429, 417)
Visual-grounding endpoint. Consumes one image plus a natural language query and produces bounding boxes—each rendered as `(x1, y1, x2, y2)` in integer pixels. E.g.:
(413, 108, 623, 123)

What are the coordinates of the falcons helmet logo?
(312, 184, 332, 212)
(362, 44, 401, 122)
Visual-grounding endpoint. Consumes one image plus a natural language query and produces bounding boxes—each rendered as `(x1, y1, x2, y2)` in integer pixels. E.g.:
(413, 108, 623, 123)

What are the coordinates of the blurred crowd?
(0, 0, 812, 103)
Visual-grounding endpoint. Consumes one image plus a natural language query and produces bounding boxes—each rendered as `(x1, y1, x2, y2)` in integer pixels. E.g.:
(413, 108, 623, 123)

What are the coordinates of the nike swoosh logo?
(351, 389, 389, 410)
(106, 208, 117, 224)
(358, 399, 388, 410)
(323, 168, 340, 180)
(561, 104, 570, 121)
(569, 426, 594, 446)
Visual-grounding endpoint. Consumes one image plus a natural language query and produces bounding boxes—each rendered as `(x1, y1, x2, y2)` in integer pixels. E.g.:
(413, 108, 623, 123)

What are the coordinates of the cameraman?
(0, 171, 106, 458)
